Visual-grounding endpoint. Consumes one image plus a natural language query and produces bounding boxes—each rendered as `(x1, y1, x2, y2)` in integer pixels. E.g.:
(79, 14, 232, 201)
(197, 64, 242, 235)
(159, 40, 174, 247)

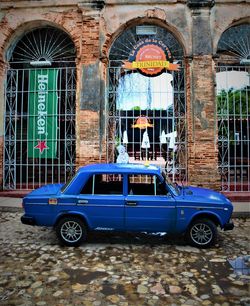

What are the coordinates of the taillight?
(49, 198, 58, 205)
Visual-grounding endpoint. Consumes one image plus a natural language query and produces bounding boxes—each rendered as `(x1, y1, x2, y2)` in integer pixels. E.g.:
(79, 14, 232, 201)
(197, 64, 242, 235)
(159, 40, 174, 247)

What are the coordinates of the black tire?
(187, 218, 217, 248)
(55, 216, 87, 247)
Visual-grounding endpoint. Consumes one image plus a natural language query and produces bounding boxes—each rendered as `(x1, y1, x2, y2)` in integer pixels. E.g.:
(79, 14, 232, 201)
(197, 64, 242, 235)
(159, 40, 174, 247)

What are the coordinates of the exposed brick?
(0, 1, 248, 193)
(188, 55, 220, 190)
(0, 136, 3, 190)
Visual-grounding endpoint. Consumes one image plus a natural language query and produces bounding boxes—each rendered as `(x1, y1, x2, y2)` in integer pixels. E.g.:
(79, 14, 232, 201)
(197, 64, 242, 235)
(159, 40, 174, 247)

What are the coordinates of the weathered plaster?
(0, 0, 248, 190)
(81, 61, 103, 111)
(211, 4, 250, 53)
(101, 3, 191, 56)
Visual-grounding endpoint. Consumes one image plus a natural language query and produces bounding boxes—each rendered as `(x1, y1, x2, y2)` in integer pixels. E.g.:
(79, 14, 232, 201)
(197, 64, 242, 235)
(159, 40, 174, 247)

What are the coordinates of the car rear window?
(81, 174, 123, 195)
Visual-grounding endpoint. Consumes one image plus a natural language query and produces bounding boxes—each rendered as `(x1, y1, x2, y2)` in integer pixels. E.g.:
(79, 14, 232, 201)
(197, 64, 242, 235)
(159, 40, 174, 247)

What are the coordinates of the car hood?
(26, 184, 64, 197)
(181, 186, 232, 205)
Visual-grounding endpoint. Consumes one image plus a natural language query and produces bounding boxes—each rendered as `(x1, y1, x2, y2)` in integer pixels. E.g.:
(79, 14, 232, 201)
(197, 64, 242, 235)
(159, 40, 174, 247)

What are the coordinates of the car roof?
(77, 163, 162, 175)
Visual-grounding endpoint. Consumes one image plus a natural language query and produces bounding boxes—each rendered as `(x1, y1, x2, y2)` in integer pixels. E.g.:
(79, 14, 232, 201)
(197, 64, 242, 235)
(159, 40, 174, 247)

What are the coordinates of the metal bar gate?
(106, 61, 187, 183)
(3, 67, 76, 190)
(217, 65, 250, 192)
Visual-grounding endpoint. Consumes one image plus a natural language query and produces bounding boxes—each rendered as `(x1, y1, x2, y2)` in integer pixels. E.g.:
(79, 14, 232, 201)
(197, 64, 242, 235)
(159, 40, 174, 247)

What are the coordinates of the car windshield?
(161, 171, 180, 196)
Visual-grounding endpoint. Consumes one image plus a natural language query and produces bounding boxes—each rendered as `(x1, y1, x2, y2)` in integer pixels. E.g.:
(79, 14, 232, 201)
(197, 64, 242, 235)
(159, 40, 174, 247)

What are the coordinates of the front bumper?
(223, 221, 234, 231)
(21, 215, 36, 226)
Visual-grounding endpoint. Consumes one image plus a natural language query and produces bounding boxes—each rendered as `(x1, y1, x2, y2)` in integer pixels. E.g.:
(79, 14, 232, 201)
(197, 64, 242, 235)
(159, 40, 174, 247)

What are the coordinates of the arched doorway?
(216, 24, 250, 192)
(4, 26, 76, 190)
(107, 24, 186, 182)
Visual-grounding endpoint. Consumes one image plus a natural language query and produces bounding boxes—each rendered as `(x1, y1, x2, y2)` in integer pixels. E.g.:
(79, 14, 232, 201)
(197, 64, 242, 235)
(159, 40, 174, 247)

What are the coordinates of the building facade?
(0, 0, 249, 197)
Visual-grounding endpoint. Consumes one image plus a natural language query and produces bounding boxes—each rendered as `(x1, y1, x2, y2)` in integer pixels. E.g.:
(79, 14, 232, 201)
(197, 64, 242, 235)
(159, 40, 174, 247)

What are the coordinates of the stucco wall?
(0, 0, 249, 190)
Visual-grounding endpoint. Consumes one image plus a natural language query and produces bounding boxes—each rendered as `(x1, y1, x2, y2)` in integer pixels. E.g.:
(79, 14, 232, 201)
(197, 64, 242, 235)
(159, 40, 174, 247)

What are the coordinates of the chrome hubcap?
(61, 221, 82, 243)
(190, 223, 213, 245)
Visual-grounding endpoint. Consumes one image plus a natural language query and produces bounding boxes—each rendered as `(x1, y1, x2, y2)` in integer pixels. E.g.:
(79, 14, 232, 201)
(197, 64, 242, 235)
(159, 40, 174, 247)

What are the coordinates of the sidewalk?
(0, 197, 23, 212)
(0, 197, 249, 217)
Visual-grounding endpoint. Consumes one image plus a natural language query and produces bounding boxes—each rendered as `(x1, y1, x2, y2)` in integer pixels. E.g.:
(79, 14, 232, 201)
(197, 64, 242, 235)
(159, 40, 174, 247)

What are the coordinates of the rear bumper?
(21, 215, 36, 226)
(223, 221, 234, 231)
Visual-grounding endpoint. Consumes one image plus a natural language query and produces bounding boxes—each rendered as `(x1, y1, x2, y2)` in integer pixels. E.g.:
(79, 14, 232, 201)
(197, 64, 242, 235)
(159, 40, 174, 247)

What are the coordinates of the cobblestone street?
(0, 212, 249, 306)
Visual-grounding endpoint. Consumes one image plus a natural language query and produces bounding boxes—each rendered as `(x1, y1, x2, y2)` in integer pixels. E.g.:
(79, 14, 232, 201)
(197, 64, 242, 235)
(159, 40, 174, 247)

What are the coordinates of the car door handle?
(126, 201, 137, 206)
(78, 200, 88, 204)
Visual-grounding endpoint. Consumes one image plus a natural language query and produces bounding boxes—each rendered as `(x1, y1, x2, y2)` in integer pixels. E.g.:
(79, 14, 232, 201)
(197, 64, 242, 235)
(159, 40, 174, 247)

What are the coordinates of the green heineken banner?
(27, 69, 58, 158)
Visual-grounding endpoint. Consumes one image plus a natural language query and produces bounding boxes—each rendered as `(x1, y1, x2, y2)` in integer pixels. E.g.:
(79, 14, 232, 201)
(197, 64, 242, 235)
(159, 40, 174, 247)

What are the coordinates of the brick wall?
(188, 55, 220, 190)
(76, 110, 102, 166)
(76, 12, 106, 169)
(0, 136, 3, 189)
(0, 0, 247, 191)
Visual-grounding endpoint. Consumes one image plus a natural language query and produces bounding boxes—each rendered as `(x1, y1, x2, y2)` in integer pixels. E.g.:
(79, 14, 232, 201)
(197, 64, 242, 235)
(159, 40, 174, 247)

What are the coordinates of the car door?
(77, 173, 125, 230)
(125, 174, 176, 232)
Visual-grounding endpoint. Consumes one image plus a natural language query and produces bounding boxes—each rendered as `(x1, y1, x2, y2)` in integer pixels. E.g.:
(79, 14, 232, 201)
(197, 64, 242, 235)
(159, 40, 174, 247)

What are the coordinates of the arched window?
(107, 24, 186, 182)
(217, 24, 250, 64)
(216, 24, 250, 192)
(4, 26, 76, 190)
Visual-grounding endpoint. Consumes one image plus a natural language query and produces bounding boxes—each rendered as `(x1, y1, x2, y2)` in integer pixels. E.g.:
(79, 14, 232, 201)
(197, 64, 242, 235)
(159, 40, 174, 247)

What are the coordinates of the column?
(187, 0, 221, 190)
(76, 2, 106, 167)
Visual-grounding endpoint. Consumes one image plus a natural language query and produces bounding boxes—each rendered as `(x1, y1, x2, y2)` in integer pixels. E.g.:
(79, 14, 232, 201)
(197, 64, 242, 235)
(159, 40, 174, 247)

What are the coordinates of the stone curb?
(232, 212, 250, 218)
(0, 206, 23, 213)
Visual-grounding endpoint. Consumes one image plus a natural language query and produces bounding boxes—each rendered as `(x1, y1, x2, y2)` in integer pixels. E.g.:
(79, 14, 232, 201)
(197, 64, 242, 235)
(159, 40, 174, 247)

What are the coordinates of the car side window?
(81, 174, 123, 195)
(128, 174, 166, 196)
(80, 176, 94, 194)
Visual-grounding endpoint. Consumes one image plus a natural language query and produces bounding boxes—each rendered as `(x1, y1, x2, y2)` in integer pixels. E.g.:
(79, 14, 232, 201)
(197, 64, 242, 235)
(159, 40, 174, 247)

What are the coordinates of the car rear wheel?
(55, 216, 87, 247)
(187, 218, 217, 248)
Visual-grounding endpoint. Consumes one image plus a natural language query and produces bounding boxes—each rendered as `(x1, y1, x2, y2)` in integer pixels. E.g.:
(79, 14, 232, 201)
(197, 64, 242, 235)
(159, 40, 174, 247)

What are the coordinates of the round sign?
(128, 39, 173, 77)
(135, 44, 166, 76)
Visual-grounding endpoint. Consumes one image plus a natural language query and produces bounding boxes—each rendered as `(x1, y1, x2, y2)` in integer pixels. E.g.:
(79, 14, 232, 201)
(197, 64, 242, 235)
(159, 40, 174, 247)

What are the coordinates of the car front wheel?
(55, 216, 87, 247)
(187, 218, 217, 248)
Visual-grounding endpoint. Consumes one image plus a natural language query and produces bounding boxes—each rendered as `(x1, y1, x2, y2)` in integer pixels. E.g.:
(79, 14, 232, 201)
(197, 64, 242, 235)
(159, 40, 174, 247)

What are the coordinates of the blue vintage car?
(21, 163, 234, 248)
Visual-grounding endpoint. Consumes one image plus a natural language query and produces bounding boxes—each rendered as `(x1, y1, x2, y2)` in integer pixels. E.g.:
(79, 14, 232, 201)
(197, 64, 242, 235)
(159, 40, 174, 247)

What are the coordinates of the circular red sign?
(135, 44, 166, 76)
